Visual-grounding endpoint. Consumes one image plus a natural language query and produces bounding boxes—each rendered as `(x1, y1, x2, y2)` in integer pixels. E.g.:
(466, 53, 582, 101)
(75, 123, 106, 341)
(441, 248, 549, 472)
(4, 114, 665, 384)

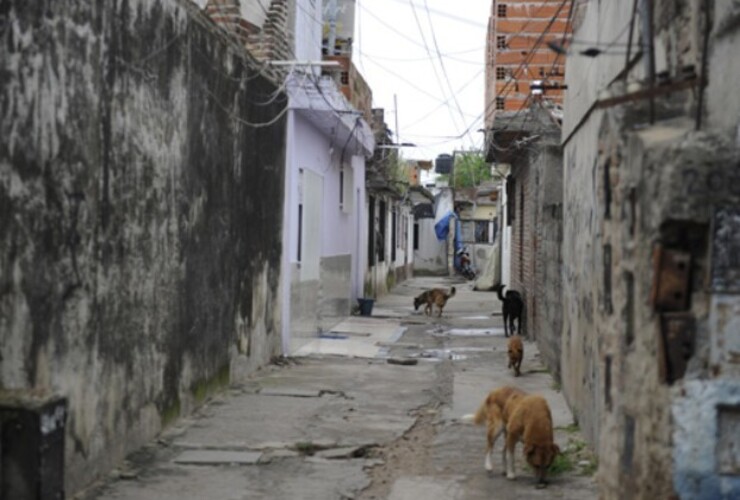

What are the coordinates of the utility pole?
(327, 0, 337, 55)
(394, 94, 400, 145)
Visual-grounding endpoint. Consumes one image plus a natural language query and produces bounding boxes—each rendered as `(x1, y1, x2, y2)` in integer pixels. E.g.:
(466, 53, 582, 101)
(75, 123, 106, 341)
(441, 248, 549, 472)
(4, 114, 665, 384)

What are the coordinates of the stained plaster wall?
(0, 0, 285, 493)
(413, 218, 446, 275)
(561, 0, 652, 461)
(283, 112, 367, 349)
(562, 1, 740, 498)
(532, 143, 563, 380)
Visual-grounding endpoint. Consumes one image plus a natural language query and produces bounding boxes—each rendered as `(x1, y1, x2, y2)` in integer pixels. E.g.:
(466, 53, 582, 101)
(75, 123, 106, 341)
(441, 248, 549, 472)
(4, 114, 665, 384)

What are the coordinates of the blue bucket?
(357, 298, 375, 316)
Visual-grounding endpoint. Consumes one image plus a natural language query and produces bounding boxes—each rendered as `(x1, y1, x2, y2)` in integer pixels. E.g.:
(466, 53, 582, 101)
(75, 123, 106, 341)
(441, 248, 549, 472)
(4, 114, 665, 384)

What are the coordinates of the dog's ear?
(524, 444, 535, 457)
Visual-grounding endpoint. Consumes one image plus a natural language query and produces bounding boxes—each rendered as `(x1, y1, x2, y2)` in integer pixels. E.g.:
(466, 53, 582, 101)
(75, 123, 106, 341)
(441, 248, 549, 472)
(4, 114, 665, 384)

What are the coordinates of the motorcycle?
(456, 248, 476, 280)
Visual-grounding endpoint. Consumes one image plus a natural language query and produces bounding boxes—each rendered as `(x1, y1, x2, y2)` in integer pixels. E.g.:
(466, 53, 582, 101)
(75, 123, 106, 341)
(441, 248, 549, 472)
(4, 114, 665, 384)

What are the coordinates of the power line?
(385, 0, 487, 28)
(423, 0, 473, 148)
(407, 0, 465, 137)
(402, 67, 485, 129)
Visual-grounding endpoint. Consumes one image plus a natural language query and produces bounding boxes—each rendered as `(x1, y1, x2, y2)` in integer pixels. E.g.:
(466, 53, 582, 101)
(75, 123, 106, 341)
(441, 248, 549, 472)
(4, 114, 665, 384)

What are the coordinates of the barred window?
(498, 4, 507, 17)
(496, 35, 506, 49)
(496, 67, 506, 80)
(496, 97, 505, 110)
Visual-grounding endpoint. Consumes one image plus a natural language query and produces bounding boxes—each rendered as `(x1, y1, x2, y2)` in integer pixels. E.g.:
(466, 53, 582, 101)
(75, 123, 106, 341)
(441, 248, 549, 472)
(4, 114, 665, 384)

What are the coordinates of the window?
(378, 200, 386, 262)
(475, 221, 490, 243)
(496, 97, 505, 110)
(413, 222, 419, 250)
(340, 166, 353, 213)
(368, 196, 375, 266)
(496, 67, 506, 80)
(339, 169, 344, 207)
(391, 210, 397, 262)
(340, 71, 349, 85)
(498, 4, 507, 17)
(459, 220, 495, 245)
(297, 204, 303, 262)
(496, 35, 506, 49)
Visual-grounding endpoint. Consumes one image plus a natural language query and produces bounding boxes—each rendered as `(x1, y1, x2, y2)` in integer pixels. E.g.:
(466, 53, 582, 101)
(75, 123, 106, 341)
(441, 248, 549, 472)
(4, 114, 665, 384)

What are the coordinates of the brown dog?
(469, 387, 560, 487)
(507, 336, 523, 376)
(413, 287, 456, 317)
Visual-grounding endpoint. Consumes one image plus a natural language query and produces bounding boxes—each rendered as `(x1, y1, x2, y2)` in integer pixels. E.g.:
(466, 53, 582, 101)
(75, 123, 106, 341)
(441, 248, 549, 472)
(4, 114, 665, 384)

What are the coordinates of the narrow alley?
(81, 278, 597, 500)
(3, 1, 740, 499)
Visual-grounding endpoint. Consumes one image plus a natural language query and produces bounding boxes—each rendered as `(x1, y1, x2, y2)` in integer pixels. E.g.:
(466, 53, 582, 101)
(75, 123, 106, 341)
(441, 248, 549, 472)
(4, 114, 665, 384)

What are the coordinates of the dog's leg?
(501, 433, 508, 476)
(485, 420, 504, 471)
(505, 433, 517, 479)
(502, 312, 508, 337)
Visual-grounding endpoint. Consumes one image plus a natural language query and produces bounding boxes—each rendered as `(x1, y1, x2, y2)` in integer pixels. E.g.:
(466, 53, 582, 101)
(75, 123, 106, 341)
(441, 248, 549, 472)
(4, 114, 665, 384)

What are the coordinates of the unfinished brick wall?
(509, 160, 535, 338)
(204, 0, 291, 80)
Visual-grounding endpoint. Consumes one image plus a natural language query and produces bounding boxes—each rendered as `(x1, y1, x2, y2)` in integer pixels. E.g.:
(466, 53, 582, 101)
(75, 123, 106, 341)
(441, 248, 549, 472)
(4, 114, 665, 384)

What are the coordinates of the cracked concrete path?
(81, 277, 597, 500)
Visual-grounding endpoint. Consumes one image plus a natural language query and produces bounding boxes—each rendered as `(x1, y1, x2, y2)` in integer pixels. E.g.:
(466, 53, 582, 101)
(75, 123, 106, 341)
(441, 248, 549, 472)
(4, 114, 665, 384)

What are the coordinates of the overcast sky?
(352, 0, 489, 161)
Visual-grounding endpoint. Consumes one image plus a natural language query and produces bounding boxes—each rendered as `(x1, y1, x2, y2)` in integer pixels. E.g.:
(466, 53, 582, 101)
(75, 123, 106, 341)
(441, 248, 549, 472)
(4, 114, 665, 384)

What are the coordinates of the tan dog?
(507, 336, 523, 376)
(470, 387, 560, 487)
(413, 287, 456, 317)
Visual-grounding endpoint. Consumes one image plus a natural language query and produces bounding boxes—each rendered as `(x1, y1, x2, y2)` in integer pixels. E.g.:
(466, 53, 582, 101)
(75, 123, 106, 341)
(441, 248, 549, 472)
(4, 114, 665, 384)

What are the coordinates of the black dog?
(492, 284, 523, 337)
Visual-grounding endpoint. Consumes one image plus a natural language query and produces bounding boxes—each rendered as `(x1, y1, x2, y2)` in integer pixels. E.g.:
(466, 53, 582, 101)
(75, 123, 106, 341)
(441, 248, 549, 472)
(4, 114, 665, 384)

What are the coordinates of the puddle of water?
(413, 347, 493, 361)
(432, 327, 506, 337)
(459, 316, 493, 320)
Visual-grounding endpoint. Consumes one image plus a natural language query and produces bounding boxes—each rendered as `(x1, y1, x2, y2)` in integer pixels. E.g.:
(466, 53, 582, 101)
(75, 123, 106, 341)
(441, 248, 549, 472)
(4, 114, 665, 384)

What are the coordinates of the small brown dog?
(469, 386, 560, 488)
(413, 287, 456, 317)
(507, 336, 523, 376)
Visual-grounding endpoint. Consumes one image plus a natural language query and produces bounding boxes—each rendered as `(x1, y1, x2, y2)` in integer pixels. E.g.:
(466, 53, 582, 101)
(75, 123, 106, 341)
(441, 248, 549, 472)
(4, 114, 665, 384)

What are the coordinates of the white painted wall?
(414, 219, 447, 274)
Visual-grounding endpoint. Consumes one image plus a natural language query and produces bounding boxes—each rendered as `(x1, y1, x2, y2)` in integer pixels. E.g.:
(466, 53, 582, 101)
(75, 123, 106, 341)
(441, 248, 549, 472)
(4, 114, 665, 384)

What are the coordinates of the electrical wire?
(422, 0, 473, 148)
(407, 0, 465, 136)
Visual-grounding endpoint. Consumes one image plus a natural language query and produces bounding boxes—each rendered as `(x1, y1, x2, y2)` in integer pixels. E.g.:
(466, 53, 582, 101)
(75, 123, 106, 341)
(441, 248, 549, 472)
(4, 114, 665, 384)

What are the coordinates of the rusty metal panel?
(659, 313, 695, 384)
(651, 245, 691, 311)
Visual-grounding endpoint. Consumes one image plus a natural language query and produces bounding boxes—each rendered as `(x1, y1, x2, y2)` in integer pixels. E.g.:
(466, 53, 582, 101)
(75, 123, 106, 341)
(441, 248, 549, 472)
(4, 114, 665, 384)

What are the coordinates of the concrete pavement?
(80, 277, 597, 500)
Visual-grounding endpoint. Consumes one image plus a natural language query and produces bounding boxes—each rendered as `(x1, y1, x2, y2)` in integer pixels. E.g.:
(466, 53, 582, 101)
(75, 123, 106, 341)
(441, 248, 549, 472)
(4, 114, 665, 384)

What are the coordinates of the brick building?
(489, 106, 563, 372)
(483, 0, 570, 362)
(484, 0, 570, 124)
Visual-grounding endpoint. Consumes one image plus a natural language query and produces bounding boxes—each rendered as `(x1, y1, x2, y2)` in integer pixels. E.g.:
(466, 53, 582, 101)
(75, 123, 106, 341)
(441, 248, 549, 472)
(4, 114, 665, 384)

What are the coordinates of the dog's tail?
(460, 398, 488, 425)
(460, 413, 476, 423)
(448, 286, 456, 298)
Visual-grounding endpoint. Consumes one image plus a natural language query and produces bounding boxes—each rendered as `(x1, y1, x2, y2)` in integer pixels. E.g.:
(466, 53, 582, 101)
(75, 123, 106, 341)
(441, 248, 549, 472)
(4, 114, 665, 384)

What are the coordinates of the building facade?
(280, 0, 374, 351)
(562, 1, 740, 498)
(1, 0, 288, 493)
(485, 0, 570, 125)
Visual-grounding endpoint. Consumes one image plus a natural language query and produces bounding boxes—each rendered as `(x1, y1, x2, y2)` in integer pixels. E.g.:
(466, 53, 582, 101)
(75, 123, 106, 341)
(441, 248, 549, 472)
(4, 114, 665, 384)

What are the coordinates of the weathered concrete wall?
(562, 1, 740, 498)
(0, 0, 285, 493)
(413, 219, 446, 275)
(319, 254, 352, 325)
(533, 144, 563, 380)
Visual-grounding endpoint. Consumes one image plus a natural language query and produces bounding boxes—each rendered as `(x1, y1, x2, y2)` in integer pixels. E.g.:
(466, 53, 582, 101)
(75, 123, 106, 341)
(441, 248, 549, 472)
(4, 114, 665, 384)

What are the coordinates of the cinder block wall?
(0, 0, 286, 493)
